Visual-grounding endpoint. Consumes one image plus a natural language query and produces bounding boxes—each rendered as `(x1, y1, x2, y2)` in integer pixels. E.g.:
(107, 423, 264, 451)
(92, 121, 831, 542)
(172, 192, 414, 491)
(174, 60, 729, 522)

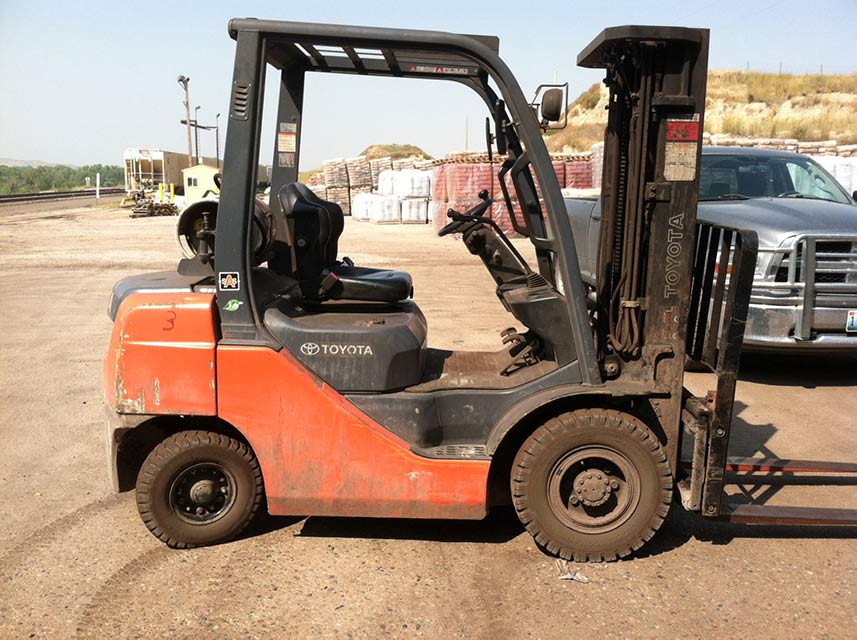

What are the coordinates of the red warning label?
(666, 120, 700, 142)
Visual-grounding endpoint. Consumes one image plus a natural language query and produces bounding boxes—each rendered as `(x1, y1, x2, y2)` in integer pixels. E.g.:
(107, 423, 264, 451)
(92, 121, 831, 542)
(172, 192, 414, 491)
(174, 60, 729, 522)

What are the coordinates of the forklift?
(104, 19, 857, 561)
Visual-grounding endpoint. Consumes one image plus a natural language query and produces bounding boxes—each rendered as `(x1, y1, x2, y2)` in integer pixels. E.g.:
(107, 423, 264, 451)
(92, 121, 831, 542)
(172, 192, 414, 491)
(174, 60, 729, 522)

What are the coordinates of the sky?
(1, 0, 856, 170)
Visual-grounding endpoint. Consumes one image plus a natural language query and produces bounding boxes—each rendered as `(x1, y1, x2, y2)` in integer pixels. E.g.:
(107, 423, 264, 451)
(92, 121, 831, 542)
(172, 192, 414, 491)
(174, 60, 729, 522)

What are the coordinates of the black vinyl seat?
(278, 183, 413, 303)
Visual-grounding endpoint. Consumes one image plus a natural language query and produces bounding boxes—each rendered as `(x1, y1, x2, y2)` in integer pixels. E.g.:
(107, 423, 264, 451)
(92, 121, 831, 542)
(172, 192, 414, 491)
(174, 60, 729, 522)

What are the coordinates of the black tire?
(136, 430, 263, 549)
(511, 409, 672, 562)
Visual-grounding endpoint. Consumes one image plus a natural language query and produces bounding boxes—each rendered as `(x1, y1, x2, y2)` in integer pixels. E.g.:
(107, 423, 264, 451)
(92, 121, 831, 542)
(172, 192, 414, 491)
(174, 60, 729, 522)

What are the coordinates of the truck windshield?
(699, 153, 851, 204)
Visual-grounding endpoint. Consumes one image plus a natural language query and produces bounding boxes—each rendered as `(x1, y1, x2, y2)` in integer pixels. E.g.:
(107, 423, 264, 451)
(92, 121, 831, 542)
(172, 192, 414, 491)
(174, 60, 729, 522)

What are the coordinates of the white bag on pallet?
(377, 169, 396, 196)
(401, 197, 429, 223)
(350, 192, 375, 221)
(392, 169, 432, 198)
(369, 194, 401, 224)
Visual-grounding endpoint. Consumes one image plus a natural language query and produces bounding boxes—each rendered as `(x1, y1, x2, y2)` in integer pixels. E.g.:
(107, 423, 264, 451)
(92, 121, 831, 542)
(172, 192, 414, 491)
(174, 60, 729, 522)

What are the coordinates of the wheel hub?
(189, 479, 217, 506)
(547, 446, 640, 534)
(169, 462, 236, 524)
(571, 468, 617, 507)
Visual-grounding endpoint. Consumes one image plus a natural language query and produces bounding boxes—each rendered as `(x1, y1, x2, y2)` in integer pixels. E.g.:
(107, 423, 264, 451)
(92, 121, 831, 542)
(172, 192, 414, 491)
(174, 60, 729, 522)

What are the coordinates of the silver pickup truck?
(567, 146, 857, 352)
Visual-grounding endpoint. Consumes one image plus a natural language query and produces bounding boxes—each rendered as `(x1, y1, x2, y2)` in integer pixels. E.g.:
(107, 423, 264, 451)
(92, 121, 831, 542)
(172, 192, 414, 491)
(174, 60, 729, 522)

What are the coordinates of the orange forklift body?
(106, 292, 490, 519)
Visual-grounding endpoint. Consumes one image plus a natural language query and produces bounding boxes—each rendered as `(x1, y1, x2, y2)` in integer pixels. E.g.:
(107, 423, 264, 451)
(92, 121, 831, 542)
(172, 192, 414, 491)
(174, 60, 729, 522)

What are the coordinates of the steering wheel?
(438, 190, 493, 236)
(776, 190, 801, 197)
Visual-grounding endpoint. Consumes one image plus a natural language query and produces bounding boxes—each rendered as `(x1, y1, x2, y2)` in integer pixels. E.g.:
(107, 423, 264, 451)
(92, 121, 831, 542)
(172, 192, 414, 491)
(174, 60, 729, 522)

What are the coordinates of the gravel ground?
(0, 201, 855, 639)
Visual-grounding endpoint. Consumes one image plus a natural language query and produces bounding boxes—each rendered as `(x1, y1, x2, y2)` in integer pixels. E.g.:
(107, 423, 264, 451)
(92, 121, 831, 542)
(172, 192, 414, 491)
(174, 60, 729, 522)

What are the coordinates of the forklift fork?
(681, 222, 857, 526)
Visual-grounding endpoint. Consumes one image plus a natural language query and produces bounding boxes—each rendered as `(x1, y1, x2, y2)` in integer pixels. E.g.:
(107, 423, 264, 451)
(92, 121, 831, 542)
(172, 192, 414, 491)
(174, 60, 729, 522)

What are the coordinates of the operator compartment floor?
(407, 348, 557, 392)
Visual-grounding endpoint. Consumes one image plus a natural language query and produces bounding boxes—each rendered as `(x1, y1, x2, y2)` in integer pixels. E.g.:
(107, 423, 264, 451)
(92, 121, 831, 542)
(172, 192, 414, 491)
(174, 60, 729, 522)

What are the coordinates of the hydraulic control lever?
(437, 189, 493, 236)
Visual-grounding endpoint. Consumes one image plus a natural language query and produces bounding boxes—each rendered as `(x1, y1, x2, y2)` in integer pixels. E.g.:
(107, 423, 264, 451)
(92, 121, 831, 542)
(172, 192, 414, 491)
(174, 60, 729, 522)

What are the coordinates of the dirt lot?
(0, 201, 855, 638)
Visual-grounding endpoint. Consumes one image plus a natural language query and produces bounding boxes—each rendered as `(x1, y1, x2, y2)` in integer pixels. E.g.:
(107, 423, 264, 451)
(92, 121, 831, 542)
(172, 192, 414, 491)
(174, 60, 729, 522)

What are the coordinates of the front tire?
(136, 430, 263, 548)
(512, 409, 672, 562)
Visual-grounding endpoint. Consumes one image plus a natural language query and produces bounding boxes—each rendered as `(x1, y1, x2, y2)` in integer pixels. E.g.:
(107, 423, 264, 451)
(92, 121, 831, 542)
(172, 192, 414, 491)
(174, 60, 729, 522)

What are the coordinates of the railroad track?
(0, 188, 125, 204)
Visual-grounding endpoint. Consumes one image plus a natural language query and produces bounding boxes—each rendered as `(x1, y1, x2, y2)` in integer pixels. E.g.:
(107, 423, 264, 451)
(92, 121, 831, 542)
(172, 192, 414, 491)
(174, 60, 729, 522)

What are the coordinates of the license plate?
(848, 310, 857, 333)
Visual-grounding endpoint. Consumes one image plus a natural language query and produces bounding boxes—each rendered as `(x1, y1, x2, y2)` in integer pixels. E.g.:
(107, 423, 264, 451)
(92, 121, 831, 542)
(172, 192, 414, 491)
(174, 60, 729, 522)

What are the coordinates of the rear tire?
(136, 430, 263, 549)
(511, 409, 672, 562)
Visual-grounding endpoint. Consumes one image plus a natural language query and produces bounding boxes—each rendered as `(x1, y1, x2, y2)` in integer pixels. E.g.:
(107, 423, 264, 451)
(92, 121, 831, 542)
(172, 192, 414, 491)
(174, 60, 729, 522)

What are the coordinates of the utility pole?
(194, 106, 201, 165)
(176, 75, 193, 167)
(215, 113, 221, 169)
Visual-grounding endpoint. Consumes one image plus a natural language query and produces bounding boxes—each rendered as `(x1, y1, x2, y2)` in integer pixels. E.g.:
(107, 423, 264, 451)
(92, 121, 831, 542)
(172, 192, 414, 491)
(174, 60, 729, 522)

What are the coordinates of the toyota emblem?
(300, 342, 320, 356)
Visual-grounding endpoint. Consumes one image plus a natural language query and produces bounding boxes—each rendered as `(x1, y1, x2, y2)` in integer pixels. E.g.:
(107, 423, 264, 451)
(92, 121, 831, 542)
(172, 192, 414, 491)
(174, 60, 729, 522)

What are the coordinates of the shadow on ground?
(739, 352, 857, 387)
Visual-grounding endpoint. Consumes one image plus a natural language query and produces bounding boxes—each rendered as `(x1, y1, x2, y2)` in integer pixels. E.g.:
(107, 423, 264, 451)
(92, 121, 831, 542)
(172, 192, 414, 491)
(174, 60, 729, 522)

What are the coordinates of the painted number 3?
(163, 310, 176, 331)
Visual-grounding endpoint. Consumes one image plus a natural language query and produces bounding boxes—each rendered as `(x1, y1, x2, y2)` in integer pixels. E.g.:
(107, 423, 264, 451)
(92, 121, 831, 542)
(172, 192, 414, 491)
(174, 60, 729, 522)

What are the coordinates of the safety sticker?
(279, 152, 296, 167)
(223, 299, 243, 312)
(664, 114, 701, 182)
(407, 64, 476, 76)
(278, 132, 296, 153)
(218, 272, 240, 291)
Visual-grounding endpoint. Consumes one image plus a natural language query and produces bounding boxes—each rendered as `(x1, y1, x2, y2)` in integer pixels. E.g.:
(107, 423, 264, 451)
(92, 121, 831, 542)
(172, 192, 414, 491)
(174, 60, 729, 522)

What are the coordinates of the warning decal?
(278, 132, 296, 152)
(666, 120, 700, 142)
(664, 114, 700, 181)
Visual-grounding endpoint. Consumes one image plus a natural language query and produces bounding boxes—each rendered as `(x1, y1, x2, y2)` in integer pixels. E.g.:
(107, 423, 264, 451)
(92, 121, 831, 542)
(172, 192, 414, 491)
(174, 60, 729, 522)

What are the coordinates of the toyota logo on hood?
(300, 342, 320, 356)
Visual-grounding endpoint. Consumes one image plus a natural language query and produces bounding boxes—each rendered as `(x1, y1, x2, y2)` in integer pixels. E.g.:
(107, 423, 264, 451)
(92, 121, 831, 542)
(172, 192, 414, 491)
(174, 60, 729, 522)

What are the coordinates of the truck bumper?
(744, 302, 857, 352)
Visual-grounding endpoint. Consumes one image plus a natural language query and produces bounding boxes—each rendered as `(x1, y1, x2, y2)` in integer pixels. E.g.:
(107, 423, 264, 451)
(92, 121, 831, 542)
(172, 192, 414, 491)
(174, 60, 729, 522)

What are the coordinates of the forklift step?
(719, 503, 857, 526)
(724, 457, 857, 474)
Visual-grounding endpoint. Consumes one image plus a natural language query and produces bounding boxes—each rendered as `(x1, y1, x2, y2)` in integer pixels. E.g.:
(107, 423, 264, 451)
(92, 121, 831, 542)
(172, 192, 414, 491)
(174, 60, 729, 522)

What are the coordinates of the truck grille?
(774, 240, 857, 284)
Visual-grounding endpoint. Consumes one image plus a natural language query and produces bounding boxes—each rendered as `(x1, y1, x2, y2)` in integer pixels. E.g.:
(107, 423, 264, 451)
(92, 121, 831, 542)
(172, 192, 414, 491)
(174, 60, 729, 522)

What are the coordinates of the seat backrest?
(278, 183, 344, 283)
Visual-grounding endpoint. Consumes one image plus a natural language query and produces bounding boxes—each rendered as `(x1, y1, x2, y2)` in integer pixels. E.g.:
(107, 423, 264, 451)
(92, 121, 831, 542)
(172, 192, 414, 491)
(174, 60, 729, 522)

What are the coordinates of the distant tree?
(0, 164, 125, 195)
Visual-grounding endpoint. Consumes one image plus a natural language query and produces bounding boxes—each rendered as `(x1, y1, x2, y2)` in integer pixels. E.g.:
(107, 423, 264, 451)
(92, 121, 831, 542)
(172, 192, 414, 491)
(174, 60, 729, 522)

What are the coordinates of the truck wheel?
(511, 409, 672, 562)
(136, 430, 263, 549)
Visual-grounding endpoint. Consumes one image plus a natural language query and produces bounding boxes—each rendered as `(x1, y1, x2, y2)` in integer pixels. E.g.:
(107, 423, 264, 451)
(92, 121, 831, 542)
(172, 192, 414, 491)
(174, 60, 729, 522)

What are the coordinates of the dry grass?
(708, 71, 857, 104)
(545, 71, 857, 152)
(544, 122, 605, 153)
(298, 168, 322, 183)
(359, 143, 431, 160)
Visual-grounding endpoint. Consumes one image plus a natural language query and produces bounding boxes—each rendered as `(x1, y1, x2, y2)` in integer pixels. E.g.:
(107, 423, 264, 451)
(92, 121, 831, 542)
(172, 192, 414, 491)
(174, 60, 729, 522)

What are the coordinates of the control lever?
(499, 326, 541, 376)
(437, 190, 493, 237)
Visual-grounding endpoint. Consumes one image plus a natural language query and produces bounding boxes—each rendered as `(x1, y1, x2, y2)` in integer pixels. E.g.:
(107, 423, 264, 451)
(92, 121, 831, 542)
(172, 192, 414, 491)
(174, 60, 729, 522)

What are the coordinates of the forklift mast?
(580, 27, 723, 466)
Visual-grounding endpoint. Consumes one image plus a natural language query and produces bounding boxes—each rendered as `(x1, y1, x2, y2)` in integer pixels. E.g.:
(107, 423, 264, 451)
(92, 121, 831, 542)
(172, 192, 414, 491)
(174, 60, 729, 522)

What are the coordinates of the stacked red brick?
(431, 152, 593, 237)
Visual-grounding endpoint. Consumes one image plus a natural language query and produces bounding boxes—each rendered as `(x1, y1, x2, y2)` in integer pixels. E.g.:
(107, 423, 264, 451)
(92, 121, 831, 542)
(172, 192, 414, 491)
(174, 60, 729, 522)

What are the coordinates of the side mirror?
(540, 88, 564, 122)
(852, 190, 857, 202)
(530, 82, 568, 131)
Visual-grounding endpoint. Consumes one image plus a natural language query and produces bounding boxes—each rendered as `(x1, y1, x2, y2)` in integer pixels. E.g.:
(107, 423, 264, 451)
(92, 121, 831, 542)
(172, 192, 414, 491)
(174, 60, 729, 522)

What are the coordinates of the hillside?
(359, 144, 431, 160)
(545, 71, 857, 153)
(0, 157, 65, 168)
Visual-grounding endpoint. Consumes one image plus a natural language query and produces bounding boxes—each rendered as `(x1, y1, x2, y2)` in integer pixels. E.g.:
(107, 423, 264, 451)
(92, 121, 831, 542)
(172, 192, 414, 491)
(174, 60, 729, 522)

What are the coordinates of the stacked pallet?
(369, 157, 393, 190)
(371, 168, 433, 224)
(326, 186, 350, 215)
(321, 158, 350, 214)
(838, 145, 857, 158)
(352, 192, 401, 223)
(564, 160, 593, 189)
(391, 156, 419, 171)
(322, 158, 349, 187)
(345, 156, 372, 188)
(703, 133, 857, 157)
(431, 152, 591, 237)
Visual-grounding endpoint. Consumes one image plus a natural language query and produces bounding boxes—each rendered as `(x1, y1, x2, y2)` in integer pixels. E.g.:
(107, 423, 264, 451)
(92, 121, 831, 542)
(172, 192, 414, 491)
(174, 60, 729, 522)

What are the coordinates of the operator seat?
(278, 183, 413, 303)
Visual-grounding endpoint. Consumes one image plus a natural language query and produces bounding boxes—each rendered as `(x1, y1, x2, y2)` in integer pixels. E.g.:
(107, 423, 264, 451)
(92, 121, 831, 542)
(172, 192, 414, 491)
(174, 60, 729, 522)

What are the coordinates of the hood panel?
(698, 198, 857, 248)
